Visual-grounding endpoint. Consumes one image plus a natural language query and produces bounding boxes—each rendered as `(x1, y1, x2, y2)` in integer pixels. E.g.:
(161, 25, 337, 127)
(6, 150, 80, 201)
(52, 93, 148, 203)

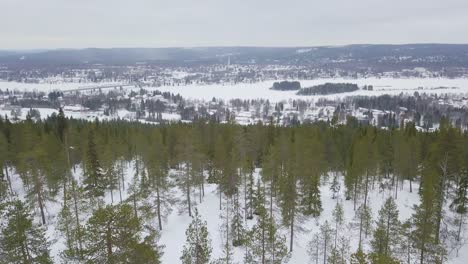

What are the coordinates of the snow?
(0, 106, 182, 124)
(152, 78, 468, 102)
(4, 163, 468, 264)
(0, 80, 125, 93)
(2, 78, 468, 103)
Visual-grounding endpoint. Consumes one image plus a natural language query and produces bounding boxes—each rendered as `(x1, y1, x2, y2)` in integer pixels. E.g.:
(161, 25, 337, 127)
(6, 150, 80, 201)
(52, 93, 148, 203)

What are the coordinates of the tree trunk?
(4, 165, 12, 193)
(353, 178, 359, 211)
(334, 221, 338, 250)
(385, 212, 391, 256)
(121, 162, 126, 191)
(133, 193, 138, 218)
(156, 183, 162, 230)
(72, 181, 83, 260)
(395, 176, 399, 199)
(290, 207, 294, 252)
(118, 174, 122, 203)
(410, 178, 413, 193)
(21, 243, 28, 264)
(323, 236, 328, 264)
(110, 188, 114, 204)
(199, 173, 202, 204)
(106, 225, 113, 263)
(35, 173, 46, 225)
(435, 156, 448, 244)
(262, 215, 266, 264)
(187, 165, 192, 217)
(244, 168, 247, 222)
(219, 185, 222, 211)
(358, 210, 363, 249)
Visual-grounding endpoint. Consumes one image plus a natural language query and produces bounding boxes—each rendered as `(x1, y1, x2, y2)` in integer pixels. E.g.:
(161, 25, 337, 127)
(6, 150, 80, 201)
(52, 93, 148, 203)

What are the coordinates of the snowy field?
(153, 78, 468, 102)
(2, 78, 468, 102)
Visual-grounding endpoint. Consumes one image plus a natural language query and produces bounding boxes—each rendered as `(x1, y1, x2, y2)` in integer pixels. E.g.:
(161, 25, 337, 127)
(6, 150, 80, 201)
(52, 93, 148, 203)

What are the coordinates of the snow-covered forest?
(0, 111, 467, 264)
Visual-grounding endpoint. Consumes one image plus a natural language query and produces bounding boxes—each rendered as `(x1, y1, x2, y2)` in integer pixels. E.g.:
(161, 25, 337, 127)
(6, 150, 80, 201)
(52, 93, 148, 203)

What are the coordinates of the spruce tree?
(332, 202, 344, 249)
(307, 233, 321, 264)
(180, 208, 212, 264)
(330, 173, 340, 200)
(356, 203, 373, 248)
(450, 169, 468, 242)
(371, 197, 401, 260)
(350, 248, 368, 264)
(0, 199, 52, 264)
(82, 203, 160, 263)
(245, 191, 289, 264)
(231, 191, 245, 247)
(83, 130, 105, 198)
(320, 220, 333, 264)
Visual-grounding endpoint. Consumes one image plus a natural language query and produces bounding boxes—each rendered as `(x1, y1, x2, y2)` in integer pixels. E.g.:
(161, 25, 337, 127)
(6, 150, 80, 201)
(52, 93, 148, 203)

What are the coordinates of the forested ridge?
(0, 111, 467, 264)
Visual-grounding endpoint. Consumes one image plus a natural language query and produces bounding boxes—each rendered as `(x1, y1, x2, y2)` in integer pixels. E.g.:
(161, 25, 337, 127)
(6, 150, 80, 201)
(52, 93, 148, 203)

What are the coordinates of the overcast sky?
(1, 0, 468, 49)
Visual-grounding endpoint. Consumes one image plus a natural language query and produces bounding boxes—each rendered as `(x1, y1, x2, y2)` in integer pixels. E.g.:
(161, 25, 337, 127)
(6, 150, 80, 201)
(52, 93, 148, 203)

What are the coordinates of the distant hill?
(1, 44, 468, 69)
(0, 51, 18, 57)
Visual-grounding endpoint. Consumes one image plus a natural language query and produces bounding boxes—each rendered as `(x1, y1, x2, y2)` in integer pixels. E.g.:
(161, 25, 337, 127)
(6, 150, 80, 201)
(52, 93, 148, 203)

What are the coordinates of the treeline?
(0, 113, 467, 263)
(297, 83, 359, 95)
(270, 81, 301, 91)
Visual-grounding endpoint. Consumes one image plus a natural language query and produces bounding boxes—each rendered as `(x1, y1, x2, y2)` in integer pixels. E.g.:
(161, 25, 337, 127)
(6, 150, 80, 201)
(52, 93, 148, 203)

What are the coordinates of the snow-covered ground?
(153, 78, 468, 102)
(2, 78, 468, 102)
(6, 164, 468, 263)
(0, 107, 181, 123)
(0, 80, 126, 93)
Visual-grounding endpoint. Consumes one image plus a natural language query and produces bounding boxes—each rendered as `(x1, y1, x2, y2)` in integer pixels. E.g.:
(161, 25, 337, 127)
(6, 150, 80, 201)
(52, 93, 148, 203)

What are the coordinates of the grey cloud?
(1, 0, 467, 49)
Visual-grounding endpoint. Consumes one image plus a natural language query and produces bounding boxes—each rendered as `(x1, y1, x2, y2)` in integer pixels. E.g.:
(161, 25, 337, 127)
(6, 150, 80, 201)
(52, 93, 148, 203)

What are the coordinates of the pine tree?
(411, 164, 447, 264)
(231, 191, 245, 247)
(246, 170, 255, 220)
(0, 132, 9, 198)
(82, 203, 160, 263)
(330, 173, 341, 200)
(371, 197, 401, 260)
(307, 233, 321, 264)
(320, 221, 333, 264)
(83, 130, 105, 198)
(217, 196, 234, 264)
(0, 199, 52, 264)
(356, 203, 373, 248)
(368, 253, 400, 264)
(253, 178, 265, 216)
(180, 208, 212, 264)
(278, 131, 299, 252)
(336, 235, 350, 264)
(450, 169, 468, 242)
(328, 248, 345, 264)
(350, 248, 369, 264)
(332, 202, 344, 249)
(58, 180, 87, 262)
(143, 129, 172, 231)
(245, 194, 289, 264)
(297, 130, 323, 217)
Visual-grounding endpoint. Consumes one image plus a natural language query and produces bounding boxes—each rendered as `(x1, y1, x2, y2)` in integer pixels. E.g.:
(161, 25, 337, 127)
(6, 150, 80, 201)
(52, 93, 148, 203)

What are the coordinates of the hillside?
(0, 119, 467, 263)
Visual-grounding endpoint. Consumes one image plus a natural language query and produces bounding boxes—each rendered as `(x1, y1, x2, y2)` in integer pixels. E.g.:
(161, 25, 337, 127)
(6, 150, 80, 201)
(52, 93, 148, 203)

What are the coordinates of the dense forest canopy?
(270, 81, 302, 91)
(297, 83, 360, 95)
(0, 112, 467, 263)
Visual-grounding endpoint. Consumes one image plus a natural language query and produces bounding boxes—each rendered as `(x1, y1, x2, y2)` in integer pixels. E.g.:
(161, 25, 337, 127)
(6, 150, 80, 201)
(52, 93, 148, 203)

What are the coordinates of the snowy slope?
(6, 164, 468, 263)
